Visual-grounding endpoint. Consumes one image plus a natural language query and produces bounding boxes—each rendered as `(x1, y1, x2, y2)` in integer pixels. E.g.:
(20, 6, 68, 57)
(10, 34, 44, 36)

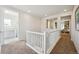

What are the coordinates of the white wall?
(41, 11, 72, 31)
(0, 6, 19, 44)
(0, 7, 4, 45)
(71, 5, 79, 53)
(41, 11, 72, 53)
(19, 12, 41, 40)
(0, 6, 41, 43)
(0, 6, 41, 41)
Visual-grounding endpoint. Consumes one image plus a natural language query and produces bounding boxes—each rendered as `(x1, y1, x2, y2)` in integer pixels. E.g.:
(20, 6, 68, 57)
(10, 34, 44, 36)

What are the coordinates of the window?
(46, 18, 58, 29)
(4, 19, 11, 26)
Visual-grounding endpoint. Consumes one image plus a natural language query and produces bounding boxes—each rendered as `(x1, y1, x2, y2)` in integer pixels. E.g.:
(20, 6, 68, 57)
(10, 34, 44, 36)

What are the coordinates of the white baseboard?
(71, 39, 79, 53)
(26, 43, 43, 54)
(47, 36, 60, 54)
(3, 38, 19, 45)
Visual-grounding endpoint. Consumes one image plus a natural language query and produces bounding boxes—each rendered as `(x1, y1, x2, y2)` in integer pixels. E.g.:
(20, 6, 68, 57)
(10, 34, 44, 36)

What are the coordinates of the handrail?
(45, 29, 61, 34)
(26, 30, 60, 54)
(26, 30, 46, 54)
(27, 31, 44, 35)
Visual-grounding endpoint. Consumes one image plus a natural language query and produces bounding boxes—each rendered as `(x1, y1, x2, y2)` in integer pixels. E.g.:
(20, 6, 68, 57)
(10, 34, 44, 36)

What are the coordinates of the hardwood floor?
(50, 32, 77, 54)
(1, 32, 77, 54)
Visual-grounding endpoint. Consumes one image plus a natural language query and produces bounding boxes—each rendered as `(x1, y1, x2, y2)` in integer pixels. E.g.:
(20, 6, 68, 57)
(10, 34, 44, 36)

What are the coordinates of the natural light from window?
(4, 19, 11, 27)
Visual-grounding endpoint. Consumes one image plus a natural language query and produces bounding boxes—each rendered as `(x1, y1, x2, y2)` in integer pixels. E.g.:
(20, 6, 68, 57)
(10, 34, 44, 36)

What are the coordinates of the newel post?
(44, 32, 46, 54)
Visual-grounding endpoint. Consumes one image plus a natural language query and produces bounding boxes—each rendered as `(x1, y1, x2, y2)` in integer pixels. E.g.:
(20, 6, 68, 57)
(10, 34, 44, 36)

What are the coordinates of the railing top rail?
(26, 31, 45, 35)
(45, 29, 61, 33)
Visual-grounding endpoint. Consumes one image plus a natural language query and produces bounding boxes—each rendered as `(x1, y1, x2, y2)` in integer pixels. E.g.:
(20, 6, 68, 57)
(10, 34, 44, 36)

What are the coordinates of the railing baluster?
(26, 31, 46, 54)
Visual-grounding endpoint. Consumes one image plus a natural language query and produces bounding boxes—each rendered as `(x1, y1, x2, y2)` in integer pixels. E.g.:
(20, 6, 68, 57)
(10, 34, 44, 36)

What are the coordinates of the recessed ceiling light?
(64, 9, 67, 12)
(4, 10, 9, 13)
(27, 10, 31, 13)
(4, 10, 17, 15)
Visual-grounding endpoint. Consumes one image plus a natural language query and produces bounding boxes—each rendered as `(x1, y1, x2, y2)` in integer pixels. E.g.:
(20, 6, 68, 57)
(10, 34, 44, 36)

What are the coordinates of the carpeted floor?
(50, 32, 77, 54)
(1, 40, 37, 54)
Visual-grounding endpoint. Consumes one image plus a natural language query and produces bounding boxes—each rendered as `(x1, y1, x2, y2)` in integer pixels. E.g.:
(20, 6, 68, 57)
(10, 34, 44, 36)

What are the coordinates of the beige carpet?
(50, 32, 77, 54)
(1, 40, 37, 54)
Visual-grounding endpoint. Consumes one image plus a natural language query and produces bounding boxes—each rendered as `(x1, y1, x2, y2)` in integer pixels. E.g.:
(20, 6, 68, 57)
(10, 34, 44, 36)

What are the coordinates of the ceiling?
(11, 5, 74, 18)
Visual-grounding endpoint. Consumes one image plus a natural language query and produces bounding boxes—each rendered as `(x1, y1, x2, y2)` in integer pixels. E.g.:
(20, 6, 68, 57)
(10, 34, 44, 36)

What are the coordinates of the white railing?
(26, 31, 46, 54)
(46, 30, 60, 53)
(26, 30, 60, 54)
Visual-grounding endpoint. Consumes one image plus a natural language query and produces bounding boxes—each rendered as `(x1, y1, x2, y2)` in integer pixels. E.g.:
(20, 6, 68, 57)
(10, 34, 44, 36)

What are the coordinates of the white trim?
(26, 31, 44, 35)
(26, 43, 43, 54)
(71, 39, 79, 53)
(43, 32, 46, 54)
(47, 36, 60, 54)
(3, 38, 19, 44)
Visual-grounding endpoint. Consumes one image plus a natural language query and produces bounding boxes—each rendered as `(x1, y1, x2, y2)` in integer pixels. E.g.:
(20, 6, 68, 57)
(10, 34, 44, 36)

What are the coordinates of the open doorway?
(60, 15, 71, 33)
